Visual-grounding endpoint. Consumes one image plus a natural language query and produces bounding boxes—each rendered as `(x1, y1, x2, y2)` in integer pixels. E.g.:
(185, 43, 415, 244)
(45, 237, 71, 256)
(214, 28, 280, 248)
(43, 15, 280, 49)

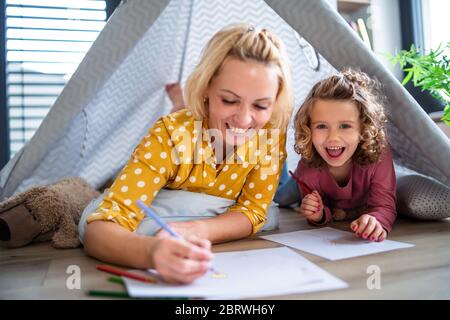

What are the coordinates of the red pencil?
(96, 265, 157, 283)
(288, 170, 313, 194)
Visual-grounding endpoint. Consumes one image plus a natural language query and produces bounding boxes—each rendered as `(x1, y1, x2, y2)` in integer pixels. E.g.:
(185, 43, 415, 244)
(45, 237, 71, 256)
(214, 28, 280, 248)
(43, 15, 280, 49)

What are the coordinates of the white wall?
(327, 0, 403, 79)
(371, 0, 402, 79)
(324, 0, 338, 10)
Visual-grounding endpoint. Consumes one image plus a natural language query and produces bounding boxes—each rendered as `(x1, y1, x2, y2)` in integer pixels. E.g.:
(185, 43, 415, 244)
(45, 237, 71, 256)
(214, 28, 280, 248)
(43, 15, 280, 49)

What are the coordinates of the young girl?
(291, 69, 396, 242)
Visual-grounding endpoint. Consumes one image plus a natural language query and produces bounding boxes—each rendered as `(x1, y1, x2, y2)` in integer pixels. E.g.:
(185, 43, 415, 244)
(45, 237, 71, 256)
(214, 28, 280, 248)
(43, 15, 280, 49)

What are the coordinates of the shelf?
(336, 0, 373, 50)
(337, 0, 370, 14)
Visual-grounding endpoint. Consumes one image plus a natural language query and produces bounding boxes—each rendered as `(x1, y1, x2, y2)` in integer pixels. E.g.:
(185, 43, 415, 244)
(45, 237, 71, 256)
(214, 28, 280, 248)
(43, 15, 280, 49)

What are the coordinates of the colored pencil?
(88, 289, 191, 300)
(136, 200, 221, 275)
(136, 200, 179, 238)
(96, 264, 157, 283)
(89, 290, 130, 298)
(108, 276, 125, 285)
(288, 170, 313, 194)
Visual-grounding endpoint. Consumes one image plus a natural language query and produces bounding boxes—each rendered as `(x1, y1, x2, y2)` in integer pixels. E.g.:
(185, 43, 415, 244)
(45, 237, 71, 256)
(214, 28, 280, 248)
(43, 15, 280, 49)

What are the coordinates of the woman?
(80, 23, 293, 283)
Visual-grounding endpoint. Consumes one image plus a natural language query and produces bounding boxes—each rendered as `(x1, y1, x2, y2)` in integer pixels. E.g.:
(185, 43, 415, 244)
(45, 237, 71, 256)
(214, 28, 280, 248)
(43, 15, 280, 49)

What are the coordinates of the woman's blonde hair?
(293, 69, 388, 167)
(185, 23, 293, 130)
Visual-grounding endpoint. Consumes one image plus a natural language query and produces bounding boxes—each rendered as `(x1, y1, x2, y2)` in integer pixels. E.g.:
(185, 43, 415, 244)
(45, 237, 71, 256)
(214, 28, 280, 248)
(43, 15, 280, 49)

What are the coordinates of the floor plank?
(1, 209, 449, 299)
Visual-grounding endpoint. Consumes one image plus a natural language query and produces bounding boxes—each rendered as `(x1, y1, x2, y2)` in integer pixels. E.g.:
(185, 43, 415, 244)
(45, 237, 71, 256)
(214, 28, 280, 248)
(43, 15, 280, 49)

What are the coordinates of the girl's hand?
(350, 214, 387, 242)
(299, 191, 324, 222)
(156, 220, 208, 240)
(150, 235, 212, 284)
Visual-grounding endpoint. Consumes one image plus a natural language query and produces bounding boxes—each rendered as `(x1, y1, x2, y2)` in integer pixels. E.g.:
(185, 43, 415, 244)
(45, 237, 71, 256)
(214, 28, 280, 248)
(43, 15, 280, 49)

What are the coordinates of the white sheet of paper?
(260, 227, 414, 261)
(124, 247, 347, 299)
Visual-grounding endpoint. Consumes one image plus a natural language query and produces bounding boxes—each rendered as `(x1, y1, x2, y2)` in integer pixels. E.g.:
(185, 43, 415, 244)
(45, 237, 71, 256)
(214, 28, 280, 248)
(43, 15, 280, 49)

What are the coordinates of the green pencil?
(108, 276, 125, 285)
(88, 290, 129, 298)
(88, 290, 191, 299)
(90, 276, 192, 299)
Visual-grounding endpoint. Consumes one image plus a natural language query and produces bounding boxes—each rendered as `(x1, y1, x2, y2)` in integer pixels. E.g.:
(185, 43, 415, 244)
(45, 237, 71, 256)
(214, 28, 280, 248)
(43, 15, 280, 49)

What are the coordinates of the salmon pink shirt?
(294, 147, 397, 232)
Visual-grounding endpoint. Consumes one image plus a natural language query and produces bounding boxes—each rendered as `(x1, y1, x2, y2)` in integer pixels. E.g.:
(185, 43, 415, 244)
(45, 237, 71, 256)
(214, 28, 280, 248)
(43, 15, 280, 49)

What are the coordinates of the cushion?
(397, 174, 450, 220)
(79, 189, 279, 243)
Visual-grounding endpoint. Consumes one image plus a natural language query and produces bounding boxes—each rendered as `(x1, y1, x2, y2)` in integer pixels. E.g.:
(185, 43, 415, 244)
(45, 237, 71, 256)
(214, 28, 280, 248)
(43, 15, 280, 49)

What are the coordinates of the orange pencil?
(96, 264, 157, 283)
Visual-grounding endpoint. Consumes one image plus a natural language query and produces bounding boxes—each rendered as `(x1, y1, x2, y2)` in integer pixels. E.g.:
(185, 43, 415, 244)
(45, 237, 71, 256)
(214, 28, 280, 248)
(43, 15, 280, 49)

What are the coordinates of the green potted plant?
(390, 42, 450, 126)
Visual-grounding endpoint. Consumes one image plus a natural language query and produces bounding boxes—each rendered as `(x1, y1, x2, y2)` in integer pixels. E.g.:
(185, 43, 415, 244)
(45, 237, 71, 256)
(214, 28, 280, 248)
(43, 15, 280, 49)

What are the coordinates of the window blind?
(5, 0, 106, 156)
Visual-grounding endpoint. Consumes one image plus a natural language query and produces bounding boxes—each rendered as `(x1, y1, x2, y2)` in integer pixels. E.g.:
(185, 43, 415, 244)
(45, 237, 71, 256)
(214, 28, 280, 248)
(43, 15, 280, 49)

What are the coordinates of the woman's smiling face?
(205, 57, 279, 149)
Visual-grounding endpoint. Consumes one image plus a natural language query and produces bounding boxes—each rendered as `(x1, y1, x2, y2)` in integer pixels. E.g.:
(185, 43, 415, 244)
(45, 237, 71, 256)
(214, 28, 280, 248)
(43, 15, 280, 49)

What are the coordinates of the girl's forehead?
(311, 99, 360, 119)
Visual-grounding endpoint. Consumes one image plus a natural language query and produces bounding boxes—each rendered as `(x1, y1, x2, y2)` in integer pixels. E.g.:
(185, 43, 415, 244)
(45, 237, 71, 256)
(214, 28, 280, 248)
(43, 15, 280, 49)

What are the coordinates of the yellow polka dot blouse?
(87, 109, 286, 234)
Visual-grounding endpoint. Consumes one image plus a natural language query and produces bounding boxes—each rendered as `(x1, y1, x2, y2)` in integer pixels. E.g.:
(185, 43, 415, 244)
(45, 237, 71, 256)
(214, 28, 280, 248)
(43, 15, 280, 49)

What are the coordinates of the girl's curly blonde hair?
(293, 69, 388, 167)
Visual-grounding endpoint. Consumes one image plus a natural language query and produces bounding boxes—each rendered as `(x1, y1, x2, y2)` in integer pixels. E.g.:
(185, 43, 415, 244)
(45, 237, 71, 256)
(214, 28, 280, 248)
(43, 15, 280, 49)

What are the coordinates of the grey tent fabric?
(1, 0, 449, 200)
(268, 0, 450, 185)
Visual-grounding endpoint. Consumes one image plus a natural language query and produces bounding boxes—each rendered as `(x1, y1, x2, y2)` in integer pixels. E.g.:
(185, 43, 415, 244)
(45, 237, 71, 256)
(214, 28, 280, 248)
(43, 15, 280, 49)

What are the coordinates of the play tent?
(1, 0, 449, 200)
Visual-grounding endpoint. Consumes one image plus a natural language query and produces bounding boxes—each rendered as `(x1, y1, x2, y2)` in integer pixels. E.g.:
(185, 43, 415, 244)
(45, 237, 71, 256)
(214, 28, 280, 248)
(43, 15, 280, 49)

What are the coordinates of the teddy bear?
(0, 177, 99, 249)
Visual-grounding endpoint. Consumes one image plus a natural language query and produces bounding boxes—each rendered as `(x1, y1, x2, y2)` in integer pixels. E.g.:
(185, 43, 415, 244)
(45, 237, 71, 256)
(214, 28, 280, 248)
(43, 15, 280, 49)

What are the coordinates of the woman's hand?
(298, 191, 323, 223)
(156, 220, 208, 240)
(350, 214, 387, 242)
(149, 235, 212, 284)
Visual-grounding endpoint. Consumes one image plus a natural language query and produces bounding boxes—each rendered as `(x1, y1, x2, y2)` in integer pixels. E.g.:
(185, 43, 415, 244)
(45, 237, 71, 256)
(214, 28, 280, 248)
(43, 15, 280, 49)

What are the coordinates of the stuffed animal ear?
(0, 203, 41, 248)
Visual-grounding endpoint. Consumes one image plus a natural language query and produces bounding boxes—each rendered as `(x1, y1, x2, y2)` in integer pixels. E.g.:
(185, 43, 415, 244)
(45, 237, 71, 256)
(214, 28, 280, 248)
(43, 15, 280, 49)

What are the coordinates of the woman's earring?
(203, 96, 208, 104)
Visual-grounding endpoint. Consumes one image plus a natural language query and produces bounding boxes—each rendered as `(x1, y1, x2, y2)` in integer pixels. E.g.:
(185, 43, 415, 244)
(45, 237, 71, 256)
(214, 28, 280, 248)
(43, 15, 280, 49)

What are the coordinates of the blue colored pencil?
(136, 200, 180, 238)
(136, 200, 221, 275)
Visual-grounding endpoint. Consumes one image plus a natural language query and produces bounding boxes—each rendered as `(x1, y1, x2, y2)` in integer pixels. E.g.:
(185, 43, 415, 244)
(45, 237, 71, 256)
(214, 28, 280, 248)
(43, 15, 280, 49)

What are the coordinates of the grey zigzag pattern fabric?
(0, 0, 449, 199)
(1, 0, 171, 196)
(178, 0, 337, 180)
(1, 0, 336, 197)
(267, 0, 450, 186)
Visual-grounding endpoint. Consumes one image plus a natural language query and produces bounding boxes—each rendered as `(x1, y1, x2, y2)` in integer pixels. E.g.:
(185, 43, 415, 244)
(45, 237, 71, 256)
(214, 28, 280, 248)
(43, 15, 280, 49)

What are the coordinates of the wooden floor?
(1, 208, 449, 299)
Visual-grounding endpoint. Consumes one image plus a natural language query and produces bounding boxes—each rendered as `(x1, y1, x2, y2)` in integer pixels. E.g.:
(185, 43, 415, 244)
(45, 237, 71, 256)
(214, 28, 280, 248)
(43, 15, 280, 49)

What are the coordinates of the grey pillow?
(397, 174, 450, 220)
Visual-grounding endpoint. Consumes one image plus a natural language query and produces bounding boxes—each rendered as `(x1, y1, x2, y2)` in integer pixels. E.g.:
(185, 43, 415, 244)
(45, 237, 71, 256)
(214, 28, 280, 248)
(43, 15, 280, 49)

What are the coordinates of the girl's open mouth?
(326, 146, 345, 158)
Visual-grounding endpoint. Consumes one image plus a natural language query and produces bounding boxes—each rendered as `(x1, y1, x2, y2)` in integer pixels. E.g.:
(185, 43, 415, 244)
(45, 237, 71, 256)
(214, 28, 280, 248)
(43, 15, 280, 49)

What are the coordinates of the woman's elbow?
(82, 221, 105, 256)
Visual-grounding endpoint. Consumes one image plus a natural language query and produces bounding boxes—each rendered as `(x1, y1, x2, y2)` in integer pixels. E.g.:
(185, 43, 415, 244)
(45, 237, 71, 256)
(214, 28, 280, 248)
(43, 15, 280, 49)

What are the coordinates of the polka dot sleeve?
(229, 131, 287, 235)
(86, 119, 178, 231)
